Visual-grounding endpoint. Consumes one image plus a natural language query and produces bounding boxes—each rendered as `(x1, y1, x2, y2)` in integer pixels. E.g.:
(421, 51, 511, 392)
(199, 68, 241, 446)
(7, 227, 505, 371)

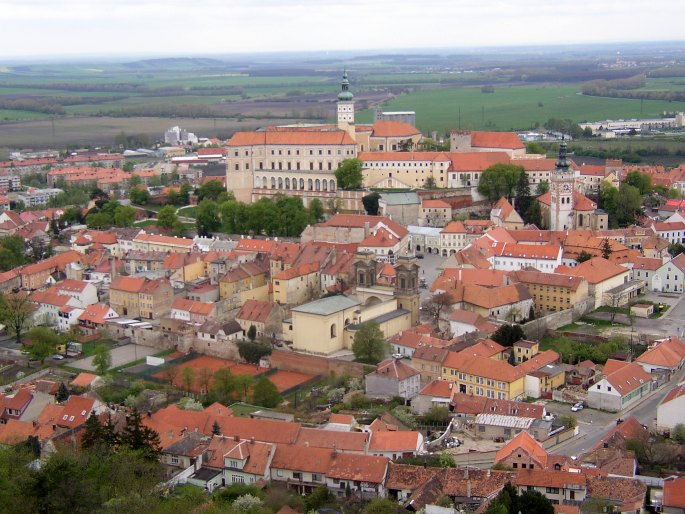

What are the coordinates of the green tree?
(56, 382, 70, 403)
(478, 163, 523, 202)
(363, 498, 398, 514)
(601, 238, 613, 259)
(536, 180, 550, 195)
(303, 486, 330, 513)
(0, 292, 35, 346)
(237, 340, 272, 364)
(25, 326, 62, 364)
(491, 324, 525, 347)
(667, 187, 681, 199)
(247, 325, 257, 342)
(211, 420, 221, 436)
(672, 423, 685, 443)
(123, 161, 135, 172)
(252, 377, 282, 408)
(179, 182, 192, 204)
(234, 374, 255, 402)
(560, 414, 577, 429)
(424, 176, 437, 189)
(113, 205, 136, 227)
(309, 198, 324, 223)
(625, 171, 652, 195)
(196, 199, 221, 236)
(525, 199, 542, 228)
(352, 321, 387, 364)
(92, 344, 112, 375)
(211, 368, 236, 404)
(669, 243, 685, 257)
(526, 141, 546, 155)
(129, 187, 150, 205)
(156, 205, 178, 229)
(577, 250, 593, 263)
(85, 211, 113, 229)
(119, 408, 162, 458)
(362, 192, 381, 215)
(615, 183, 643, 226)
(334, 158, 363, 190)
(197, 179, 226, 202)
(181, 367, 196, 393)
(514, 169, 532, 221)
(0, 235, 28, 272)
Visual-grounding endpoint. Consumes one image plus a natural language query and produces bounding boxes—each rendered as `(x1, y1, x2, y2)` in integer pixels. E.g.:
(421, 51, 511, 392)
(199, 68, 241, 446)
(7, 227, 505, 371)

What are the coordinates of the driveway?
(70, 344, 159, 372)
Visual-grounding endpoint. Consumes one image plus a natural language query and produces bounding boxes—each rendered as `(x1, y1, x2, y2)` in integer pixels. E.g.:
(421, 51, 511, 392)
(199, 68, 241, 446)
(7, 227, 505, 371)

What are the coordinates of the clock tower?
(550, 137, 575, 231)
(336, 70, 355, 138)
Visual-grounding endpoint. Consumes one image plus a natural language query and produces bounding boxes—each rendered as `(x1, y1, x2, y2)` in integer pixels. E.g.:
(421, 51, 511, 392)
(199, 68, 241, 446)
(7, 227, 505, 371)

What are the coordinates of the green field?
(370, 83, 685, 134)
(0, 109, 47, 120)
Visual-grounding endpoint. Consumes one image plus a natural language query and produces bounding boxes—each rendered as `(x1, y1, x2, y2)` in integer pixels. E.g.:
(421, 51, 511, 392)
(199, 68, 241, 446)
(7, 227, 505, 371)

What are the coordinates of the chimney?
(466, 480, 472, 498)
(250, 437, 255, 444)
(464, 467, 469, 480)
(109, 257, 117, 280)
(234, 434, 240, 442)
(364, 221, 370, 238)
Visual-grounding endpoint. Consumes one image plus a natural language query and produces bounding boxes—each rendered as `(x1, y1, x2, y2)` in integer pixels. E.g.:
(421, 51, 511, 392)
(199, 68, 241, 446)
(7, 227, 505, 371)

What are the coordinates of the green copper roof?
(338, 70, 353, 101)
(555, 137, 570, 172)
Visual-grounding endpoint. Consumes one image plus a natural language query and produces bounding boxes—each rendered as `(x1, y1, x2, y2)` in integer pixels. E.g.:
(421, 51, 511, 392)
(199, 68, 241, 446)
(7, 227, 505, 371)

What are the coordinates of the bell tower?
(550, 137, 575, 231)
(337, 70, 355, 138)
(353, 252, 376, 289)
(394, 256, 420, 326)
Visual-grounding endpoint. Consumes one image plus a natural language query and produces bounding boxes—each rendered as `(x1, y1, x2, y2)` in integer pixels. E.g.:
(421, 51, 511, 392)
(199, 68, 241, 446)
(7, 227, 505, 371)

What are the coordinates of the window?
(312, 473, 322, 482)
(171, 456, 179, 464)
(232, 475, 245, 483)
(546, 487, 560, 494)
(293, 472, 302, 480)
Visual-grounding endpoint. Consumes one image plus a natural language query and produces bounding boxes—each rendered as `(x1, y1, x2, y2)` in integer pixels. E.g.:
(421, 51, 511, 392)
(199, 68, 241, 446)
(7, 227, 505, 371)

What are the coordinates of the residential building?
(490, 197, 524, 230)
(273, 261, 321, 305)
(29, 290, 81, 327)
(514, 469, 587, 505)
(109, 276, 173, 319)
(630, 256, 662, 291)
(48, 279, 98, 308)
(419, 199, 452, 227)
(450, 130, 526, 157)
(651, 221, 685, 245)
(78, 304, 119, 334)
(170, 298, 216, 324)
(489, 242, 563, 273)
(367, 431, 424, 459)
(365, 358, 421, 400)
(513, 339, 539, 363)
(325, 452, 389, 499)
(219, 261, 269, 306)
(587, 359, 652, 412)
(131, 232, 195, 253)
(509, 270, 588, 314)
(411, 346, 452, 384)
(635, 336, 685, 375)
(235, 300, 281, 339)
(653, 253, 685, 293)
(556, 257, 633, 310)
(657, 383, 685, 433)
(441, 352, 525, 400)
(197, 320, 243, 350)
(663, 476, 685, 514)
(379, 192, 420, 226)
(449, 310, 498, 338)
(494, 431, 550, 470)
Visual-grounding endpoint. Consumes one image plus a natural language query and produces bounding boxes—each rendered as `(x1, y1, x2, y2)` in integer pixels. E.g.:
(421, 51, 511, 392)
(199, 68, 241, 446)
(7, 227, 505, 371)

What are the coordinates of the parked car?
(571, 401, 584, 412)
(52, 354, 65, 361)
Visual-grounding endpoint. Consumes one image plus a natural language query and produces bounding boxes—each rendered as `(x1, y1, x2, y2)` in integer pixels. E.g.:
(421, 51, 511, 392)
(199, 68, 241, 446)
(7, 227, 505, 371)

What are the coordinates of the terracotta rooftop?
(663, 477, 685, 509)
(468, 131, 525, 150)
(228, 130, 356, 147)
(371, 358, 420, 381)
(556, 257, 628, 284)
(235, 299, 275, 324)
(495, 431, 549, 467)
(636, 336, 685, 368)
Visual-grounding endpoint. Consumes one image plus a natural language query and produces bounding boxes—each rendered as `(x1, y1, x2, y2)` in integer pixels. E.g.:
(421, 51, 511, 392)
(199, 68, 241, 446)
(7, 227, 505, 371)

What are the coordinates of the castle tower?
(394, 256, 420, 326)
(337, 70, 355, 138)
(550, 137, 575, 231)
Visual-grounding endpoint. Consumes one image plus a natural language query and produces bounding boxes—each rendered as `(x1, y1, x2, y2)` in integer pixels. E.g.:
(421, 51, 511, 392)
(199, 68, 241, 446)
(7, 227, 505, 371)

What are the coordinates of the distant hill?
(121, 57, 228, 70)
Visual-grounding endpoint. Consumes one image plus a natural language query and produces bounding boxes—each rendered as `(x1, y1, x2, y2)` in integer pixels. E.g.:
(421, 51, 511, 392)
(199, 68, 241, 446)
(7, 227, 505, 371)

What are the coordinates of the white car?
(52, 354, 65, 361)
(571, 402, 584, 412)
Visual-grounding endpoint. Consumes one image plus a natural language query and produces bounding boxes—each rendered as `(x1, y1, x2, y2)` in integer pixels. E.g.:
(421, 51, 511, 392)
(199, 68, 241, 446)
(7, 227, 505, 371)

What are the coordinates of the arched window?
(308, 179, 313, 191)
(329, 179, 336, 191)
(262, 177, 267, 188)
(323, 180, 328, 191)
(278, 177, 283, 189)
(315, 179, 321, 191)
(270, 177, 276, 189)
(300, 178, 305, 190)
(292, 177, 298, 190)
(285, 178, 290, 190)
(330, 324, 337, 338)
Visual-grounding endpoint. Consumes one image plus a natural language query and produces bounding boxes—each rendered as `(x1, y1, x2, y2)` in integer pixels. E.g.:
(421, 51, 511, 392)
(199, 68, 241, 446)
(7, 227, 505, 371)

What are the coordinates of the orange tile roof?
(228, 130, 356, 147)
(636, 337, 685, 368)
(295, 427, 368, 452)
(273, 260, 320, 280)
(443, 352, 522, 382)
(368, 431, 421, 452)
(70, 372, 99, 388)
(327, 452, 389, 484)
(320, 214, 408, 239)
(469, 131, 525, 150)
(461, 283, 532, 309)
(660, 382, 685, 406)
(235, 238, 275, 253)
(359, 151, 450, 163)
(78, 303, 118, 324)
(360, 227, 402, 248)
(371, 358, 420, 381)
(664, 477, 685, 508)
(515, 469, 587, 488)
(441, 221, 467, 234)
(604, 361, 651, 395)
(537, 190, 597, 211)
(556, 257, 628, 284)
(516, 350, 560, 374)
(370, 120, 421, 137)
(418, 379, 454, 398)
(449, 151, 511, 171)
(171, 298, 215, 316)
(509, 270, 585, 291)
(631, 256, 662, 272)
(422, 199, 452, 209)
(236, 299, 275, 324)
(492, 241, 562, 260)
(495, 431, 549, 467)
(271, 444, 333, 473)
(29, 290, 72, 307)
(134, 232, 194, 247)
(0, 419, 41, 445)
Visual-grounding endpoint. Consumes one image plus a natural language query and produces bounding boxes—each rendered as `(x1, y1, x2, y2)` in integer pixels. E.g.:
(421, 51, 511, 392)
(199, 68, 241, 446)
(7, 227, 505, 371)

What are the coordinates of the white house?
(652, 221, 685, 245)
(657, 382, 685, 433)
(653, 253, 685, 293)
(50, 279, 99, 308)
(630, 257, 663, 291)
(29, 290, 81, 326)
(489, 242, 563, 273)
(57, 305, 85, 332)
(407, 225, 441, 255)
(635, 337, 685, 374)
(587, 360, 652, 412)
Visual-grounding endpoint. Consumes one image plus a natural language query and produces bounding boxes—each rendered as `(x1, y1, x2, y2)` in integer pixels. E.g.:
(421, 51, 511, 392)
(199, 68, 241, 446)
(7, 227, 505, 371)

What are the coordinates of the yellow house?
(509, 270, 589, 314)
(109, 276, 174, 320)
(219, 262, 269, 305)
(163, 253, 206, 286)
(513, 340, 540, 364)
(272, 261, 321, 305)
(132, 232, 194, 253)
(517, 350, 564, 399)
(440, 351, 525, 401)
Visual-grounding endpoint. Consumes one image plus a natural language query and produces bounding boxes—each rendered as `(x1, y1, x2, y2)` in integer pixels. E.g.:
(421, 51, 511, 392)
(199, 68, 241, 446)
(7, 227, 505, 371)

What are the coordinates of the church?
(224, 71, 422, 207)
(536, 140, 609, 231)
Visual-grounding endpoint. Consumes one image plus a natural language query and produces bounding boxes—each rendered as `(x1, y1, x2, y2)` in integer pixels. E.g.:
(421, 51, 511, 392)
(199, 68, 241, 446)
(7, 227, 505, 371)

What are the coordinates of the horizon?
(2, 0, 685, 60)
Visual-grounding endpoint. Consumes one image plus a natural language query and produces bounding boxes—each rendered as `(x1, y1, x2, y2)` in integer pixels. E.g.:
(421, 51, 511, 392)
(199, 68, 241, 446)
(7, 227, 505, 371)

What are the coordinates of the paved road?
(547, 364, 685, 458)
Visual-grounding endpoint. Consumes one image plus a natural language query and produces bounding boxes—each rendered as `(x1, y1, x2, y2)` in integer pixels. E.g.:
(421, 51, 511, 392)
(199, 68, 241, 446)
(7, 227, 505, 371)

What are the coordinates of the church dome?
(337, 70, 354, 101)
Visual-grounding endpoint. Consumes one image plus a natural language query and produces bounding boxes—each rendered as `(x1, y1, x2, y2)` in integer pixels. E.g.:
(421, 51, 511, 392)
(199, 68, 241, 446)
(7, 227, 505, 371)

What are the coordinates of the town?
(2, 70, 685, 514)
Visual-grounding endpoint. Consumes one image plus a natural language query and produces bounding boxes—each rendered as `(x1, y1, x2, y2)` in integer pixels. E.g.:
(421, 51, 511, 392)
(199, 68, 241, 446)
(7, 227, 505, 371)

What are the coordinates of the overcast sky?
(1, 0, 684, 60)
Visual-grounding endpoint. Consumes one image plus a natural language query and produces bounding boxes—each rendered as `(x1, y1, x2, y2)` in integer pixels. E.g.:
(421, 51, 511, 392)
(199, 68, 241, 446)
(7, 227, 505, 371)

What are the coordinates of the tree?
(309, 198, 324, 223)
(25, 326, 61, 364)
(247, 325, 257, 342)
(119, 408, 161, 458)
(85, 211, 113, 229)
(363, 498, 398, 514)
(0, 235, 28, 272)
(181, 367, 196, 393)
(352, 321, 387, 364)
(672, 423, 685, 443)
(211, 420, 221, 436)
(211, 368, 236, 404)
(56, 382, 70, 403)
(234, 374, 255, 402)
(423, 292, 453, 328)
(197, 179, 226, 202)
(92, 344, 112, 375)
(334, 158, 363, 190)
(304, 486, 330, 513)
(252, 377, 282, 408)
(514, 169, 532, 221)
(491, 324, 525, 347)
(424, 176, 437, 189)
(161, 365, 179, 386)
(525, 199, 542, 228)
(196, 199, 221, 236)
(625, 170, 652, 195)
(113, 205, 136, 227)
(129, 187, 150, 205)
(535, 180, 550, 195)
(237, 340, 271, 364)
(362, 191, 381, 215)
(601, 238, 613, 260)
(156, 205, 178, 229)
(526, 142, 546, 155)
(478, 163, 523, 202)
(668, 187, 681, 199)
(577, 250, 593, 263)
(123, 161, 135, 172)
(560, 414, 577, 429)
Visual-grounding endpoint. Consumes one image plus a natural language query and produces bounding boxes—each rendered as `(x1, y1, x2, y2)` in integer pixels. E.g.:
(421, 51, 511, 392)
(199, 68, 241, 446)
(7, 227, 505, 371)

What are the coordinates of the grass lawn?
(81, 339, 116, 357)
(134, 219, 158, 227)
(177, 206, 197, 218)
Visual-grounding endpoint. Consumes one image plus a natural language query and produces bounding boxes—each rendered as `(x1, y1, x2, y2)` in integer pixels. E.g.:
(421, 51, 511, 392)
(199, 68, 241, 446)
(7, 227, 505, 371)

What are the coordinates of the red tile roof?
(295, 427, 368, 452)
(371, 358, 420, 381)
(603, 361, 651, 396)
(515, 469, 587, 488)
(228, 130, 356, 147)
(469, 131, 525, 150)
(327, 452, 389, 484)
(236, 299, 275, 324)
(556, 257, 628, 284)
(663, 477, 685, 508)
(636, 337, 685, 368)
(369, 120, 421, 138)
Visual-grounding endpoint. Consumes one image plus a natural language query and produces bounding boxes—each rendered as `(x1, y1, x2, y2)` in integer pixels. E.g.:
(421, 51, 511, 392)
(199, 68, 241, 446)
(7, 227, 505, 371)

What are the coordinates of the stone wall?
(520, 298, 591, 340)
(270, 349, 366, 378)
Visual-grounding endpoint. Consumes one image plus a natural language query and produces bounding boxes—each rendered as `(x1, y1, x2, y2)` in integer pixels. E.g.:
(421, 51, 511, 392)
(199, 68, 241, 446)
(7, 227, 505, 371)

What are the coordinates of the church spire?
(337, 69, 353, 102)
(555, 136, 570, 173)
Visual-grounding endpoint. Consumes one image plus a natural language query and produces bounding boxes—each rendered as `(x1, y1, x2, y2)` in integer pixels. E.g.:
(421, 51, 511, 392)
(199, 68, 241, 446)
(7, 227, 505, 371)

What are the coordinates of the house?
(450, 130, 526, 157)
(587, 360, 652, 412)
(109, 276, 173, 319)
(449, 310, 498, 338)
(517, 350, 564, 399)
(272, 261, 321, 305)
(663, 477, 685, 514)
(568, 360, 601, 389)
(635, 336, 685, 375)
(514, 469, 588, 506)
(0, 389, 33, 423)
(509, 270, 589, 314)
(367, 431, 424, 459)
(494, 431, 550, 470)
(78, 303, 119, 334)
(513, 339, 539, 363)
(458, 283, 534, 323)
(410, 380, 455, 415)
(235, 300, 281, 339)
(657, 382, 685, 433)
(629, 256, 662, 291)
(387, 324, 447, 358)
(585, 476, 646, 513)
(294, 427, 368, 453)
(651, 220, 685, 245)
(556, 257, 633, 310)
(132, 232, 195, 253)
(197, 320, 243, 347)
(170, 298, 216, 324)
(450, 392, 546, 421)
(489, 242, 563, 273)
(378, 192, 420, 226)
(29, 290, 81, 326)
(219, 261, 269, 306)
(490, 197, 525, 230)
(441, 352, 525, 400)
(325, 452, 389, 499)
(69, 372, 103, 390)
(419, 199, 451, 228)
(48, 279, 99, 308)
(653, 253, 685, 293)
(161, 432, 210, 478)
(365, 358, 421, 400)
(411, 346, 452, 384)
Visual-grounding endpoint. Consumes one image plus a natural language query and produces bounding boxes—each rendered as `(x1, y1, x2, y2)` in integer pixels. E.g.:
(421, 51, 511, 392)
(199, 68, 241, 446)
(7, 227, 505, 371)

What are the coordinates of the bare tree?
(161, 365, 180, 386)
(197, 367, 213, 395)
(423, 292, 453, 329)
(0, 291, 36, 346)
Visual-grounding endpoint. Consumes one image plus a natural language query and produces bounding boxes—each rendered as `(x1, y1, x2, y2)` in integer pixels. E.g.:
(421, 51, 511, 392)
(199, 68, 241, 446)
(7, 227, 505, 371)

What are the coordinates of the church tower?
(337, 70, 355, 138)
(550, 138, 575, 231)
(394, 256, 420, 326)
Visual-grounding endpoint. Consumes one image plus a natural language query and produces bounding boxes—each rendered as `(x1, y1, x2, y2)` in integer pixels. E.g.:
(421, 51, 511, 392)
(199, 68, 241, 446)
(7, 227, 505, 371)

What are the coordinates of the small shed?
(630, 303, 653, 318)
